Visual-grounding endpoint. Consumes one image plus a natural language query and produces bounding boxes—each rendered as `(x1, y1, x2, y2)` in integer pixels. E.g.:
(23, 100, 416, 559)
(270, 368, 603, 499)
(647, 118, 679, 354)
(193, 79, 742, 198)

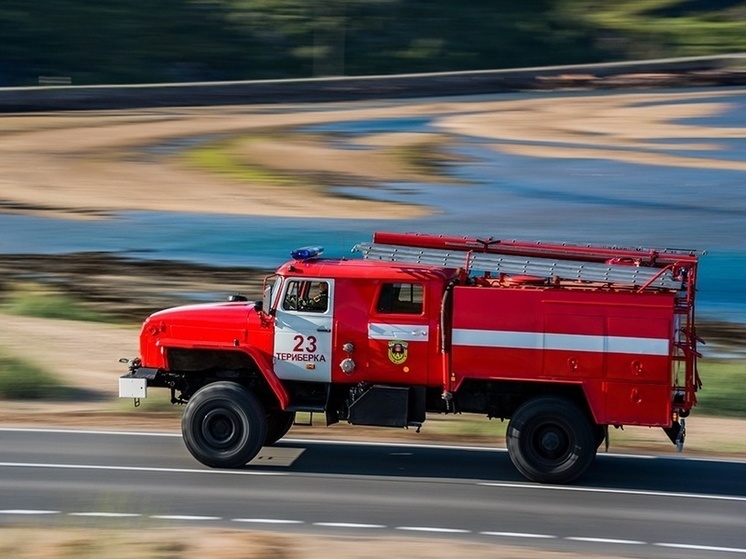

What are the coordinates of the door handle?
(317, 326, 331, 332)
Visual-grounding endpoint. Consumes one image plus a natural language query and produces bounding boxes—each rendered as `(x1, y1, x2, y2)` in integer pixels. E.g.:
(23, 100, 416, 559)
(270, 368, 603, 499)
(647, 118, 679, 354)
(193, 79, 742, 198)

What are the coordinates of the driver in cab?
(304, 281, 328, 312)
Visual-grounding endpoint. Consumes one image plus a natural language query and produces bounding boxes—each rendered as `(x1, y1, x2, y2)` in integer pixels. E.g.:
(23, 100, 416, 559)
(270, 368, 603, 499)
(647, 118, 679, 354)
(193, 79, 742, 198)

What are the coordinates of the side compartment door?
(274, 278, 333, 382)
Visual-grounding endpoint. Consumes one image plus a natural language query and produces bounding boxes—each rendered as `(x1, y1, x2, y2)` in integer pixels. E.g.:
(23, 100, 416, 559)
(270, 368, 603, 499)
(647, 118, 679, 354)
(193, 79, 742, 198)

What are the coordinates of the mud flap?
(662, 418, 686, 452)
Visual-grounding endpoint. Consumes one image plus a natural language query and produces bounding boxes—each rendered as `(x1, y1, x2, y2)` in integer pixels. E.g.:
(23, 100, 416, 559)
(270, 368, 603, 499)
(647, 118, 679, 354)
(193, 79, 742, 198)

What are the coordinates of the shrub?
(0, 350, 74, 400)
(2, 284, 113, 322)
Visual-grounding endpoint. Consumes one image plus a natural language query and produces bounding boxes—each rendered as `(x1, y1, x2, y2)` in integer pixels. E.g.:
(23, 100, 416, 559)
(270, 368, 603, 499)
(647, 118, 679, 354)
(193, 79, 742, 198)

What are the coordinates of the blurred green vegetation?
(1, 283, 116, 323)
(0, 348, 74, 400)
(2, 0, 745, 86)
(183, 132, 454, 186)
(184, 137, 298, 185)
(696, 359, 746, 418)
(580, 0, 746, 60)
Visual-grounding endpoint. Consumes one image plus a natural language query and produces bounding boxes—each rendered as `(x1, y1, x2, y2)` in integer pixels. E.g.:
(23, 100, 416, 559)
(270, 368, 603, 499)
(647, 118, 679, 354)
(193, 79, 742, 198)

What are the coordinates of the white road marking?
(69, 512, 142, 518)
(0, 509, 59, 515)
(4, 507, 746, 555)
(481, 531, 556, 539)
(655, 542, 746, 554)
(232, 518, 304, 524)
(479, 482, 746, 503)
(0, 427, 180, 437)
(0, 427, 508, 453)
(396, 526, 471, 534)
(0, 462, 285, 476)
(6, 427, 746, 465)
(15, 457, 744, 509)
(313, 522, 385, 529)
(567, 537, 645, 545)
(151, 515, 222, 521)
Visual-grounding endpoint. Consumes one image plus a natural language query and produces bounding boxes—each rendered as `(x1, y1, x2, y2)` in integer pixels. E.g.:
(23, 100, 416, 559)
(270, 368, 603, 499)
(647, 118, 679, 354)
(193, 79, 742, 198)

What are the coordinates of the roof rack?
(353, 232, 699, 291)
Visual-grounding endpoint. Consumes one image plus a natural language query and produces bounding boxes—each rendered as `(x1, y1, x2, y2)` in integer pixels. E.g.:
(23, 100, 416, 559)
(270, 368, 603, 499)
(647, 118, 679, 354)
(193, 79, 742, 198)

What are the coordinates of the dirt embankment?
(0, 252, 270, 322)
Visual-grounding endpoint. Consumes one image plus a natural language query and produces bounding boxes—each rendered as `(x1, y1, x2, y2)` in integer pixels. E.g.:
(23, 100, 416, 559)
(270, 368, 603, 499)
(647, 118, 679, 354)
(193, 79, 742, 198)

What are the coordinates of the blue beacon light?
(291, 246, 324, 260)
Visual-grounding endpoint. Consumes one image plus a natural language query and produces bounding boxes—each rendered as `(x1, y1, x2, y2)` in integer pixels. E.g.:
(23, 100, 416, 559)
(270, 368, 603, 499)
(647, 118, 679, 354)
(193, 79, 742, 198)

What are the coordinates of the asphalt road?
(1, 428, 745, 558)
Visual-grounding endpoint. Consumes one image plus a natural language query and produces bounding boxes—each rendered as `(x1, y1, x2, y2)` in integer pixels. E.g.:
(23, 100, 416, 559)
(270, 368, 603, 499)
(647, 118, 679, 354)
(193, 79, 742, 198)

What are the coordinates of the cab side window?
(283, 280, 329, 313)
(376, 283, 423, 314)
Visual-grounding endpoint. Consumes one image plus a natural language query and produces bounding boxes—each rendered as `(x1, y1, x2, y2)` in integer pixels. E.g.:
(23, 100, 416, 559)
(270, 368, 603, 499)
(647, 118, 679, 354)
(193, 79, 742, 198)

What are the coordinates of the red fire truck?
(120, 232, 702, 483)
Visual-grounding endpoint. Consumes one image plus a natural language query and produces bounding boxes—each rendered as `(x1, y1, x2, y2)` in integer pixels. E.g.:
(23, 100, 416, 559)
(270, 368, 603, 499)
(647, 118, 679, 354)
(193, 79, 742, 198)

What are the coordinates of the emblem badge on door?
(388, 340, 408, 365)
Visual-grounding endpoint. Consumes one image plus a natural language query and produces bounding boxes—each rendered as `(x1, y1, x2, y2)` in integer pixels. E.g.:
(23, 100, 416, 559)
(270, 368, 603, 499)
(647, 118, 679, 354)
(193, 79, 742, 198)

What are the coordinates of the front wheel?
(265, 411, 296, 445)
(182, 381, 267, 468)
(506, 396, 595, 484)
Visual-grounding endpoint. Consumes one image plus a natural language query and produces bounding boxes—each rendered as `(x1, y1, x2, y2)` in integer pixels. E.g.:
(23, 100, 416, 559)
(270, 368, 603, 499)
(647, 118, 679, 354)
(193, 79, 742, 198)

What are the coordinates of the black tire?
(506, 396, 595, 484)
(182, 381, 267, 468)
(265, 411, 296, 446)
(593, 424, 608, 452)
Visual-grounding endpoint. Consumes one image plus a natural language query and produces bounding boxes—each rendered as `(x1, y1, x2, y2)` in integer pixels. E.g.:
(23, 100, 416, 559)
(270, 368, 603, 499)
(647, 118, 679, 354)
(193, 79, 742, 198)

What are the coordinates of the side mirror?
(228, 294, 248, 302)
(263, 283, 272, 312)
(254, 300, 263, 313)
(261, 274, 279, 317)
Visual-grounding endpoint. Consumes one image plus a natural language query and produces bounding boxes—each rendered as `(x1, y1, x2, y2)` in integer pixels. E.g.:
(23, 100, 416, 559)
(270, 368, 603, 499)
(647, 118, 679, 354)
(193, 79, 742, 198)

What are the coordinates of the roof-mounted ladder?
(353, 242, 687, 291)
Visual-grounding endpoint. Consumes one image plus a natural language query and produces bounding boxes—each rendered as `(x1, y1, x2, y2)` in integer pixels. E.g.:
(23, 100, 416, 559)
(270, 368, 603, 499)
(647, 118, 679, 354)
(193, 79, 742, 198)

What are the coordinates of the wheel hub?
(534, 425, 569, 461)
(540, 430, 561, 453)
(202, 409, 239, 449)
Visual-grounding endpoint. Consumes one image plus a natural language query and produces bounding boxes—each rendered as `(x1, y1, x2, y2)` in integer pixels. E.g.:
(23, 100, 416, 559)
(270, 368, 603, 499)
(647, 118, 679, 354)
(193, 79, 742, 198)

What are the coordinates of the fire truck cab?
(120, 232, 702, 484)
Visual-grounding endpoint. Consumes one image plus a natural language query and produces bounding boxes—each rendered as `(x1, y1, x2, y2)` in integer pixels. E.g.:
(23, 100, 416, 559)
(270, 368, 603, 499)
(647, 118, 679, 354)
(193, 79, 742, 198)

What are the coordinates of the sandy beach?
(2, 89, 745, 221)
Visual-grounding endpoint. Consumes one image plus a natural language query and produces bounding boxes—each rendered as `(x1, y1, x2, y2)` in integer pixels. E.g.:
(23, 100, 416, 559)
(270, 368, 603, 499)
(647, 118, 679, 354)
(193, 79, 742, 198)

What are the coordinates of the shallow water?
(2, 88, 746, 323)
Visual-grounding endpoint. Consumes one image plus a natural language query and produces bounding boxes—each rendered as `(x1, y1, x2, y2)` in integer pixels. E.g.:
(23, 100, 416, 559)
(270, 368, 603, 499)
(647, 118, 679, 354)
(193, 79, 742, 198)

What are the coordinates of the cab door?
(367, 281, 430, 385)
(274, 278, 333, 382)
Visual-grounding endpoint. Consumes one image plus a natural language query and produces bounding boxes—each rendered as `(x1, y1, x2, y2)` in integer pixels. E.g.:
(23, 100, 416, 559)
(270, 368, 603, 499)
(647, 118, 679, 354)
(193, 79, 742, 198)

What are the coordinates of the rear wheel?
(182, 381, 267, 468)
(506, 396, 595, 484)
(265, 411, 296, 445)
